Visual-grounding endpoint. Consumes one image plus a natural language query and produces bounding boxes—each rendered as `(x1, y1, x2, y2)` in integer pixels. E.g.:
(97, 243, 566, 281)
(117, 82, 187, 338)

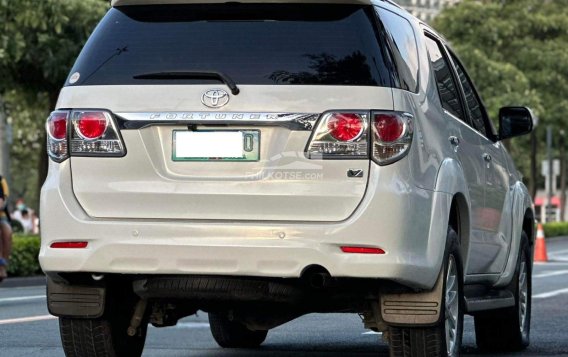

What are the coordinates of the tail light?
(46, 111, 70, 163)
(371, 112, 413, 165)
(70, 110, 125, 157)
(327, 113, 364, 141)
(46, 109, 126, 162)
(306, 112, 368, 159)
(75, 112, 108, 140)
(306, 110, 413, 165)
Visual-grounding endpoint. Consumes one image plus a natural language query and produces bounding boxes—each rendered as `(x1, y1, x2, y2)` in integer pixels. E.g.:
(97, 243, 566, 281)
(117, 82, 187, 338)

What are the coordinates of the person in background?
(17, 208, 34, 234)
(0, 175, 12, 282)
(11, 198, 40, 235)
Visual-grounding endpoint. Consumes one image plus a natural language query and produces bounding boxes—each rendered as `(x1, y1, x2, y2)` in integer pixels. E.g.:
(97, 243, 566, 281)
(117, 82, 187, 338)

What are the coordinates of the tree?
(433, 0, 568, 195)
(0, 0, 108, 210)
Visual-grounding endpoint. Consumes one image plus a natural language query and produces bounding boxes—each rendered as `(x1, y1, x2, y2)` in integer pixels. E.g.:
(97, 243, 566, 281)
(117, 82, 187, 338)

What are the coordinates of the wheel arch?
(523, 208, 536, 246)
(434, 158, 472, 273)
(379, 160, 472, 328)
(495, 181, 535, 287)
(449, 192, 471, 268)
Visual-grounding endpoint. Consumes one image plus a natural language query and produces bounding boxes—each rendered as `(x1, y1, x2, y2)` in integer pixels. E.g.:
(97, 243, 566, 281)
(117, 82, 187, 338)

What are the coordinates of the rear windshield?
(66, 4, 391, 87)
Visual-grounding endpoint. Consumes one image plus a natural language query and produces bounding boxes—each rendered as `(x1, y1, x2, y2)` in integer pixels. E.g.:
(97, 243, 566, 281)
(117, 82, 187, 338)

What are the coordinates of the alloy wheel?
(518, 255, 529, 337)
(445, 255, 459, 356)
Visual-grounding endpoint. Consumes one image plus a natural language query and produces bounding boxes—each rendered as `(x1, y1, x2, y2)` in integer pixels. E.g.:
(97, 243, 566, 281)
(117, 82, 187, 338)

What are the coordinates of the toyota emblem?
(201, 89, 230, 108)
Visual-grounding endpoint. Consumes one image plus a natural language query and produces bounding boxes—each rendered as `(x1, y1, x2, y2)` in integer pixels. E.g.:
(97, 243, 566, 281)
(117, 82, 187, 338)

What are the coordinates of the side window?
(424, 36, 464, 119)
(449, 52, 490, 137)
(377, 7, 419, 93)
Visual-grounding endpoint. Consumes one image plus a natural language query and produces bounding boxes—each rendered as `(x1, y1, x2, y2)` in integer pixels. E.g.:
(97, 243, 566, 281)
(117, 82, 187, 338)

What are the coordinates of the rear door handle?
(483, 153, 492, 162)
(449, 136, 460, 146)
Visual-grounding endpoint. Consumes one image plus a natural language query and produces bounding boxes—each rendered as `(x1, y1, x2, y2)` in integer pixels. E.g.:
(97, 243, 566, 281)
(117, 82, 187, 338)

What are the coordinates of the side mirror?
(498, 106, 535, 140)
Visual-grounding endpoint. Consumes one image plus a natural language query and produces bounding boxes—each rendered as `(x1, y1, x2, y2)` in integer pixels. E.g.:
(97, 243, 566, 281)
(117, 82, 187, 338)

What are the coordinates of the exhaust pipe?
(91, 274, 104, 281)
(308, 272, 331, 289)
(302, 266, 332, 289)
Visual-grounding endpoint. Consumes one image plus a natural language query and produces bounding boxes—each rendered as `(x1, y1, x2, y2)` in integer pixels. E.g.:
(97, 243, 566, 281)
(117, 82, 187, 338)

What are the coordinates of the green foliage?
(543, 222, 568, 238)
(433, 0, 568, 186)
(4, 90, 50, 209)
(0, 0, 109, 94)
(6, 234, 41, 277)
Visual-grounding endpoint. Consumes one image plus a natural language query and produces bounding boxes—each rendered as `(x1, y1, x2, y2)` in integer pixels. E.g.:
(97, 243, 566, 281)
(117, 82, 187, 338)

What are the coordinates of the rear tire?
(474, 232, 531, 351)
(59, 285, 147, 357)
(209, 312, 268, 348)
(60, 314, 147, 357)
(388, 227, 464, 357)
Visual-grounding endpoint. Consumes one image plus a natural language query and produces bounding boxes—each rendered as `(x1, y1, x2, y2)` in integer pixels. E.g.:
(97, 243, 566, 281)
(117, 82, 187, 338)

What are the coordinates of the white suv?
(40, 1, 536, 356)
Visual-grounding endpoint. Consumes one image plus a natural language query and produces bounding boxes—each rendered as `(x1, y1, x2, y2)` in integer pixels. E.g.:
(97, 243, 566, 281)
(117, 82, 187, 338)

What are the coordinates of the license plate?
(172, 130, 260, 161)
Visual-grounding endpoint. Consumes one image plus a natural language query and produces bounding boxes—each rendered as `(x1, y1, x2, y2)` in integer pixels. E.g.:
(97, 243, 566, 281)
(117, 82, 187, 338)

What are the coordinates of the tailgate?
(63, 85, 393, 221)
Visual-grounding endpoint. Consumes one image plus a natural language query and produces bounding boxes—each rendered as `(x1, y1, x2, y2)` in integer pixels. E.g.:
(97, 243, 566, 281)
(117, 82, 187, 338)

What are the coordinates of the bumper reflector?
(340, 246, 385, 254)
(50, 241, 89, 249)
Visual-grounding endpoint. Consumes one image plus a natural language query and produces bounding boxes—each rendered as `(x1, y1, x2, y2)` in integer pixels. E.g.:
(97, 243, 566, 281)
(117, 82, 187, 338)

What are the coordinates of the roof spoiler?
(111, 0, 376, 6)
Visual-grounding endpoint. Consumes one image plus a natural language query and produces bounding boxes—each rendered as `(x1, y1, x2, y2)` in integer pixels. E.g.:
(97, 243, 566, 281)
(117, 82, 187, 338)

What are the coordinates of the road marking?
(175, 322, 210, 329)
(549, 248, 568, 256)
(533, 287, 568, 299)
(548, 257, 568, 262)
(0, 316, 207, 327)
(533, 270, 568, 279)
(362, 331, 382, 335)
(0, 315, 57, 325)
(0, 295, 46, 304)
(535, 261, 568, 266)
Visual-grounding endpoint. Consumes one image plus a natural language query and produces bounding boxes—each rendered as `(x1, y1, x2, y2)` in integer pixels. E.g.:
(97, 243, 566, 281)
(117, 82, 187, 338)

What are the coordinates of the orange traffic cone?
(534, 223, 548, 262)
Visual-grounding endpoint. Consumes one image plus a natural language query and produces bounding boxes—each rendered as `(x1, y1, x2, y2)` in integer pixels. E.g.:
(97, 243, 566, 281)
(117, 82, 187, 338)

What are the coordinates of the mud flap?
(380, 266, 444, 326)
(47, 277, 105, 318)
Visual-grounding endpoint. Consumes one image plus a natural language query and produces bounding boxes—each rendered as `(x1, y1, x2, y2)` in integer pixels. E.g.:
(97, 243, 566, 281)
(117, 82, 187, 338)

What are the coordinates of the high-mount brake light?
(371, 111, 413, 165)
(46, 110, 70, 162)
(70, 110, 126, 157)
(306, 112, 368, 159)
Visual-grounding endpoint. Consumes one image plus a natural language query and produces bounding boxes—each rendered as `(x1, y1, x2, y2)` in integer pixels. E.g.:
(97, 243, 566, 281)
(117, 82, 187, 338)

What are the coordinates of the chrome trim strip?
(115, 112, 320, 131)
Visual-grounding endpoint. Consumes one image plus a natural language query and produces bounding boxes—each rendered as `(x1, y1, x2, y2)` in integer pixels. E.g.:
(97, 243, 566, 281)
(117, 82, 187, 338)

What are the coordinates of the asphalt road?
(2, 237, 568, 357)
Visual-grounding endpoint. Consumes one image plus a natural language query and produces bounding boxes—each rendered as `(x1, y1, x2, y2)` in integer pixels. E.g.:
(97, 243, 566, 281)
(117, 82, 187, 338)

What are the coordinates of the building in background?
(395, 0, 461, 22)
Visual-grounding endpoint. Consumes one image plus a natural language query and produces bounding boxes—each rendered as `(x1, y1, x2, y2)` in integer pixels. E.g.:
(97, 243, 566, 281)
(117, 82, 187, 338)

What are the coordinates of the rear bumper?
(40, 161, 450, 290)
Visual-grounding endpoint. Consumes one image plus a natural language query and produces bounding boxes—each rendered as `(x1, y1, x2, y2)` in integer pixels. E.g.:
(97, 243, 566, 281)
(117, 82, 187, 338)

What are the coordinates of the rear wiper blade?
(133, 70, 240, 95)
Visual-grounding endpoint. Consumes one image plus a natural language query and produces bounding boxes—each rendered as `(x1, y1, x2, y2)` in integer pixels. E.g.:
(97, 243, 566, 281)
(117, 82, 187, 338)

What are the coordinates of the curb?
(0, 275, 46, 288)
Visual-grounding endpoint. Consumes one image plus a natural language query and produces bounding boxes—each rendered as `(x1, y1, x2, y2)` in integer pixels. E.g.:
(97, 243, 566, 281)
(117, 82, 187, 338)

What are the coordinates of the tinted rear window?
(66, 4, 391, 87)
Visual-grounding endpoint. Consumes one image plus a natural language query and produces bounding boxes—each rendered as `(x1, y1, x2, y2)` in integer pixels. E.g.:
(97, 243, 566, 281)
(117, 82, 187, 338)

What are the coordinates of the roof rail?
(381, 0, 402, 9)
(111, 0, 377, 6)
